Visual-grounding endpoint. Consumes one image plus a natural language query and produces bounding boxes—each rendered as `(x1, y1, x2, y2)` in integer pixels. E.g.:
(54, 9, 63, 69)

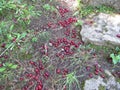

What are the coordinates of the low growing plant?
(110, 53, 120, 65)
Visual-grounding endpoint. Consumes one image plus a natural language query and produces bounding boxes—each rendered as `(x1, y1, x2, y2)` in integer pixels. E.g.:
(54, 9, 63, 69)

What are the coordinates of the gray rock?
(84, 76, 106, 90)
(80, 13, 120, 47)
(81, 0, 120, 12)
(84, 70, 120, 90)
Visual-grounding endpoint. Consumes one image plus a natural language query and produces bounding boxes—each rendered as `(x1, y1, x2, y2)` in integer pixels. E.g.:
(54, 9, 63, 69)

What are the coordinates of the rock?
(81, 0, 120, 12)
(80, 13, 120, 47)
(84, 70, 120, 90)
(57, 0, 79, 11)
(84, 76, 106, 90)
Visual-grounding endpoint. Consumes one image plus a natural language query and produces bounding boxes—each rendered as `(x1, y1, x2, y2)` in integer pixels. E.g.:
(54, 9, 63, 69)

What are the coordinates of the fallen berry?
(99, 68, 104, 72)
(19, 77, 24, 81)
(100, 74, 105, 78)
(116, 34, 120, 38)
(35, 68, 39, 74)
(86, 66, 91, 71)
(1, 43, 6, 48)
(56, 69, 61, 74)
(43, 72, 49, 79)
(94, 71, 99, 75)
(89, 73, 93, 78)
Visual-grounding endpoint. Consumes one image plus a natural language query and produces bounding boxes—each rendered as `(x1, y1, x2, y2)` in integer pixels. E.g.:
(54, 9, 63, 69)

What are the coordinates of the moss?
(116, 78, 120, 83)
(80, 5, 117, 17)
(99, 85, 106, 90)
(19, 53, 32, 60)
(81, 81, 85, 90)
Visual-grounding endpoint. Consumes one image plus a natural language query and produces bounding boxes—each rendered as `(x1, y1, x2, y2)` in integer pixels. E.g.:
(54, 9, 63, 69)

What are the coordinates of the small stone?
(48, 43, 53, 46)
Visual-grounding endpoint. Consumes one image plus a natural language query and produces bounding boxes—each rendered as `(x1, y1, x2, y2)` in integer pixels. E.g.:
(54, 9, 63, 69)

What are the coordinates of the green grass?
(80, 5, 117, 17)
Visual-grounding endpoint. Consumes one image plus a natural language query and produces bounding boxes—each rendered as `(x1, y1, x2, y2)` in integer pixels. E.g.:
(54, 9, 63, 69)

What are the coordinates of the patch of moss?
(19, 53, 32, 60)
(116, 78, 120, 83)
(81, 81, 85, 90)
(99, 85, 106, 90)
(80, 5, 117, 17)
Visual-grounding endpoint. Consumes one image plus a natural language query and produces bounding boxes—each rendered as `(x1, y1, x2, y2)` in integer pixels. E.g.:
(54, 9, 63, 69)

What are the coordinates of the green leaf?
(0, 67, 6, 72)
(5, 62, 13, 67)
(8, 4, 16, 9)
(110, 53, 120, 64)
(75, 20, 83, 26)
(32, 37, 38, 42)
(7, 34, 13, 40)
(43, 4, 51, 10)
(20, 32, 27, 39)
(10, 65, 17, 69)
(73, 11, 79, 16)
(110, 53, 115, 59)
(10, 24, 14, 31)
(113, 59, 118, 65)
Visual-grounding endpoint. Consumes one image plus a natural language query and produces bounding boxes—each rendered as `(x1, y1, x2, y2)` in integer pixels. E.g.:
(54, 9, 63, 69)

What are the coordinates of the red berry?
(74, 44, 79, 48)
(37, 80, 42, 85)
(56, 69, 61, 74)
(12, 38, 16, 42)
(35, 68, 39, 73)
(99, 68, 104, 72)
(22, 86, 28, 90)
(70, 40, 75, 45)
(89, 73, 93, 78)
(29, 61, 35, 65)
(78, 42, 82, 45)
(0, 64, 3, 67)
(20, 77, 24, 81)
(63, 38, 67, 42)
(34, 75, 39, 80)
(100, 74, 105, 78)
(43, 72, 49, 79)
(86, 66, 90, 71)
(63, 86, 67, 90)
(94, 71, 99, 75)
(63, 69, 68, 74)
(95, 68, 99, 72)
(38, 85, 42, 90)
(26, 73, 33, 78)
(1, 43, 6, 48)
(4, 55, 9, 59)
(28, 81, 33, 85)
(116, 34, 120, 38)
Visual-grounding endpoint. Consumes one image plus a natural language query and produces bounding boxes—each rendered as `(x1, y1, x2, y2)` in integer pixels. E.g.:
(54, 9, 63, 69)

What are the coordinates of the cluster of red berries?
(21, 60, 50, 90)
(0, 54, 9, 59)
(86, 64, 105, 78)
(64, 29, 77, 38)
(49, 38, 82, 59)
(47, 22, 57, 29)
(56, 68, 69, 77)
(46, 17, 77, 29)
(58, 7, 69, 17)
(58, 17, 77, 27)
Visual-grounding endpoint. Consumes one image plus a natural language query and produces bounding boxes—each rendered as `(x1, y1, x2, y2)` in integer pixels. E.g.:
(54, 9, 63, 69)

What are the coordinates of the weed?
(0, 0, 41, 86)
(110, 53, 120, 65)
(62, 72, 81, 90)
(43, 4, 56, 11)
